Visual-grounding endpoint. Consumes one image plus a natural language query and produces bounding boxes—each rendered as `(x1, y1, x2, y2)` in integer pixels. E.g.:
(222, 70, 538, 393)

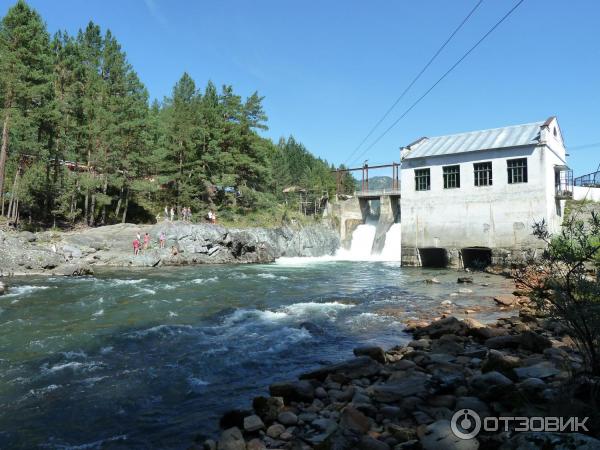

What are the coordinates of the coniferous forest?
(0, 1, 355, 228)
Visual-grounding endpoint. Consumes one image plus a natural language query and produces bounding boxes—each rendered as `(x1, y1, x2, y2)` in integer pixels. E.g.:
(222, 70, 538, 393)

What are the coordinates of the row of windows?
(415, 158, 528, 191)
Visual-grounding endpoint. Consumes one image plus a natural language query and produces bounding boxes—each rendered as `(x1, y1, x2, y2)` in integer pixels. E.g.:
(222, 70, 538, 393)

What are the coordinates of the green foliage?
(522, 214, 600, 375)
(0, 1, 340, 228)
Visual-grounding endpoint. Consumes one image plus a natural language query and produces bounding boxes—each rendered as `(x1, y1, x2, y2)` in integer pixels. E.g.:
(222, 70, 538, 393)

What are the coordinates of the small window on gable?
(415, 168, 430, 191)
(553, 127, 557, 137)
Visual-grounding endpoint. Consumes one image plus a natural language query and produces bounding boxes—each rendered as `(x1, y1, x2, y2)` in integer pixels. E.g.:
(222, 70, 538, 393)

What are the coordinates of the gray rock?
(455, 396, 490, 418)
(514, 361, 560, 379)
(300, 356, 382, 382)
(269, 380, 314, 403)
(277, 411, 298, 426)
(481, 349, 520, 374)
(0, 281, 6, 295)
(358, 435, 390, 450)
(246, 438, 266, 450)
(243, 414, 265, 432)
(217, 427, 246, 450)
(470, 371, 513, 400)
(499, 432, 600, 450)
(420, 420, 479, 450)
(354, 345, 387, 363)
(414, 317, 467, 339)
(266, 423, 285, 439)
(457, 277, 473, 284)
(340, 406, 371, 434)
(312, 417, 338, 433)
(371, 371, 430, 402)
(252, 396, 284, 424)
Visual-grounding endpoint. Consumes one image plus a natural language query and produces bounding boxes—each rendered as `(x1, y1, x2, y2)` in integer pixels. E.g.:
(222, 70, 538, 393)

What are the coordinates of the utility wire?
(349, 0, 526, 168)
(342, 0, 485, 167)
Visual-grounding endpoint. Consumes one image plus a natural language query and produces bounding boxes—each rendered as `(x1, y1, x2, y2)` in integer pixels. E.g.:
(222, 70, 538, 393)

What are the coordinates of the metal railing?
(574, 170, 600, 187)
(355, 188, 402, 197)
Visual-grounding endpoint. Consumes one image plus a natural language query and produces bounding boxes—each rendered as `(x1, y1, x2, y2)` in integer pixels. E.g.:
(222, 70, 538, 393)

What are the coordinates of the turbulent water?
(0, 261, 513, 449)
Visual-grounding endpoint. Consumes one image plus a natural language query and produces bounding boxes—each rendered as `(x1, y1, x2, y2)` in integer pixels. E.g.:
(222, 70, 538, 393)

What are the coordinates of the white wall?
(573, 186, 600, 202)
(401, 144, 562, 251)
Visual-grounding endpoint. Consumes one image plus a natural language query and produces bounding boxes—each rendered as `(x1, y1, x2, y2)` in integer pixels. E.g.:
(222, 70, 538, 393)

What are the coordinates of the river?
(0, 260, 513, 449)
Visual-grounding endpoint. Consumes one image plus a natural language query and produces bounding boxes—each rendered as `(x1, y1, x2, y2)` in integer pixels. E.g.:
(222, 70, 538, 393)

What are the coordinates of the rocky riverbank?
(0, 222, 339, 277)
(201, 293, 600, 450)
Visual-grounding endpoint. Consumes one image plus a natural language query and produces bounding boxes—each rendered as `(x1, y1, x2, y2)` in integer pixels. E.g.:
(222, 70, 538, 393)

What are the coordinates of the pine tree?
(0, 0, 53, 219)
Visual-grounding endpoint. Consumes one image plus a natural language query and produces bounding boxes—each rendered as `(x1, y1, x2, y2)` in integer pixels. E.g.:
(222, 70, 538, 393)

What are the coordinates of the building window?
(474, 162, 492, 186)
(443, 165, 460, 189)
(507, 158, 528, 184)
(415, 168, 430, 191)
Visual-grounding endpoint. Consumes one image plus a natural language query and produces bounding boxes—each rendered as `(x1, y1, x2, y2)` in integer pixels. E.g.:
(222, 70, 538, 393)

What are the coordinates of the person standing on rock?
(143, 232, 150, 251)
(159, 231, 166, 249)
(133, 237, 140, 256)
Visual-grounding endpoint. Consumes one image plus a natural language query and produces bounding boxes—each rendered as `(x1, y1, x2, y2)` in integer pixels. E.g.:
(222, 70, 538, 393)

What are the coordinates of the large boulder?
(370, 371, 431, 402)
(217, 427, 246, 450)
(413, 317, 468, 339)
(469, 371, 513, 400)
(353, 345, 386, 364)
(300, 356, 382, 382)
(269, 380, 314, 403)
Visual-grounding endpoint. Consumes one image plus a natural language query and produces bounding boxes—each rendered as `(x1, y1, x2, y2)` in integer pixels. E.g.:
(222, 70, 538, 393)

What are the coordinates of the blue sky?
(2, 0, 599, 177)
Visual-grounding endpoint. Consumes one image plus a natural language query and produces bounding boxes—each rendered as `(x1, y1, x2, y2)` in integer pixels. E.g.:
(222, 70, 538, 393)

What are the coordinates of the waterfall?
(379, 223, 402, 261)
(348, 224, 377, 259)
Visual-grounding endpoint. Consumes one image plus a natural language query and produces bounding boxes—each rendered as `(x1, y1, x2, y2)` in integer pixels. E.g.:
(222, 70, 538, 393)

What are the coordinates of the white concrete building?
(399, 117, 571, 267)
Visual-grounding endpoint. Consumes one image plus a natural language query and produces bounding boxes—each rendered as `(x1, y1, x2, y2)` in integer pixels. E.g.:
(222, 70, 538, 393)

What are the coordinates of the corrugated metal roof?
(403, 121, 544, 159)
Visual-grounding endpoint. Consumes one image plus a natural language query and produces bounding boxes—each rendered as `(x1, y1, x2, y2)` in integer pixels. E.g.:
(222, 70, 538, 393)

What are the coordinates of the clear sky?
(2, 0, 599, 177)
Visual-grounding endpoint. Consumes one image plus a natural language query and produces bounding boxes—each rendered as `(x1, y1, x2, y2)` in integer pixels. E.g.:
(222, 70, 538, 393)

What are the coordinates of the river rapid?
(0, 260, 514, 449)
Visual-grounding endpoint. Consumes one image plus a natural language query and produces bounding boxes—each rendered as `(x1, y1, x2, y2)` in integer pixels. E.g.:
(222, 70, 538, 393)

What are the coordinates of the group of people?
(161, 206, 193, 222)
(132, 230, 166, 256)
(207, 210, 217, 224)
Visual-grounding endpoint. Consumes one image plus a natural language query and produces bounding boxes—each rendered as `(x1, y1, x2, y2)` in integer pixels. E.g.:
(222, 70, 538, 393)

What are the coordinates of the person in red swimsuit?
(133, 237, 140, 256)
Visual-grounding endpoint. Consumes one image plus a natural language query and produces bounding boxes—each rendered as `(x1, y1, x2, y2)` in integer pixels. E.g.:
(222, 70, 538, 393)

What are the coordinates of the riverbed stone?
(300, 356, 382, 382)
(277, 411, 298, 426)
(514, 361, 560, 379)
(420, 420, 479, 450)
(457, 277, 473, 284)
(243, 414, 265, 432)
(481, 349, 520, 374)
(470, 371, 513, 399)
(371, 371, 430, 402)
(269, 380, 314, 403)
(354, 345, 387, 363)
(246, 438, 266, 450)
(493, 294, 518, 306)
(413, 316, 467, 339)
(252, 396, 284, 424)
(266, 423, 285, 438)
(218, 427, 246, 450)
(339, 406, 371, 434)
(0, 281, 6, 295)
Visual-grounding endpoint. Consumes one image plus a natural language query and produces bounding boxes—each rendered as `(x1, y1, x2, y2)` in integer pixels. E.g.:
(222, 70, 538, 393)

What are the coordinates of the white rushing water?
(276, 221, 401, 265)
(348, 224, 377, 258)
(379, 223, 402, 261)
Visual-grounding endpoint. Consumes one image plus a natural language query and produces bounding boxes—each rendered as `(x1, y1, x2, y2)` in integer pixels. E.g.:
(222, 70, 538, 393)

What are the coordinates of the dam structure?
(332, 116, 599, 268)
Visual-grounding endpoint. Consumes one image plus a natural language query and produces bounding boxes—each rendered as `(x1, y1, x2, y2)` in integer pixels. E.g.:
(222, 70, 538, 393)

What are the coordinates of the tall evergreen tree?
(0, 0, 53, 216)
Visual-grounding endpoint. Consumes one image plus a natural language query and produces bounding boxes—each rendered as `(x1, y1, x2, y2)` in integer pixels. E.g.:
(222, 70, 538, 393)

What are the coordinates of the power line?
(349, 0, 526, 168)
(342, 0, 485, 166)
